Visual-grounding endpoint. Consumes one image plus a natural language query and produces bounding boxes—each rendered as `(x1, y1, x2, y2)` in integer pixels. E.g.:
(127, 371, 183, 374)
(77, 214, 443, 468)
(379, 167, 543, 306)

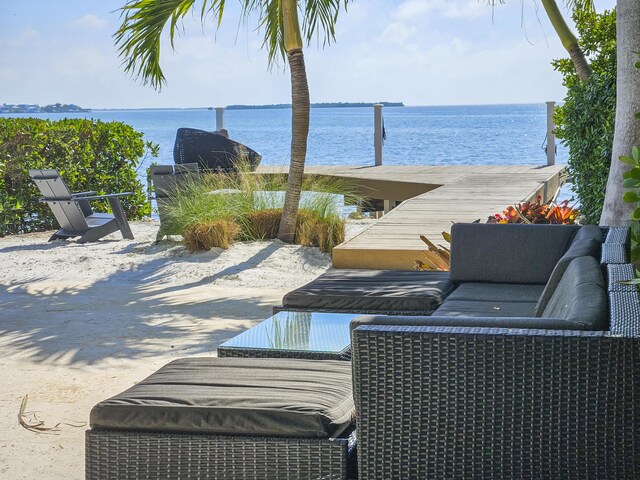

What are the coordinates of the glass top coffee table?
(217, 311, 358, 360)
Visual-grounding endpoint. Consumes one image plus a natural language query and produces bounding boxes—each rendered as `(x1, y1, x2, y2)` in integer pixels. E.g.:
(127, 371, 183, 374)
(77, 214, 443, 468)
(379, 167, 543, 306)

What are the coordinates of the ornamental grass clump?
(296, 210, 345, 253)
(183, 219, 240, 251)
(240, 209, 282, 240)
(161, 163, 356, 252)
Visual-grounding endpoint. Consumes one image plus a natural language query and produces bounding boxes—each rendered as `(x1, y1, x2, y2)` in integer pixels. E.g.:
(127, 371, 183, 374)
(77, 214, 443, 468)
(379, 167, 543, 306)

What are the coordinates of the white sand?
(0, 218, 373, 480)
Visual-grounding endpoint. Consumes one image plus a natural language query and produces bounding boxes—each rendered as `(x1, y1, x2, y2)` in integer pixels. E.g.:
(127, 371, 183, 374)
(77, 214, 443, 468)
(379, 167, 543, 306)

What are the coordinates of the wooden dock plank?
(259, 164, 566, 269)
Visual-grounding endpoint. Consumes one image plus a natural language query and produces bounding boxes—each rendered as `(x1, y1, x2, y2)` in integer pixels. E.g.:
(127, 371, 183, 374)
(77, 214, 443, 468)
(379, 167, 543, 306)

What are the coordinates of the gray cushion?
(571, 224, 603, 244)
(447, 283, 545, 303)
(449, 223, 579, 284)
(90, 357, 355, 438)
(433, 299, 537, 317)
(533, 236, 602, 316)
(351, 314, 599, 331)
(282, 269, 454, 314)
(541, 256, 608, 329)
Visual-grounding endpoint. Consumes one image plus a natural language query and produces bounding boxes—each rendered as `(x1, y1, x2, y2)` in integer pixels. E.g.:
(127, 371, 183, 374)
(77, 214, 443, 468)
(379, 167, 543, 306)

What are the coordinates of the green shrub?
(552, 7, 616, 224)
(0, 117, 157, 235)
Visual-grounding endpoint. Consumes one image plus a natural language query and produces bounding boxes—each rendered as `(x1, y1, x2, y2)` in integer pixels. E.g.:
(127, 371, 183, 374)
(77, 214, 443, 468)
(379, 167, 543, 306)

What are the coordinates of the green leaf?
(620, 155, 637, 166)
(632, 207, 640, 221)
(634, 146, 640, 162)
(622, 178, 640, 188)
(619, 278, 640, 285)
(623, 191, 640, 203)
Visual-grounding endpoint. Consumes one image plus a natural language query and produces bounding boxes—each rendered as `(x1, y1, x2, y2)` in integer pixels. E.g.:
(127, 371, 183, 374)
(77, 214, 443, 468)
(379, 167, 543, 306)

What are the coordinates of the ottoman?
(86, 357, 356, 480)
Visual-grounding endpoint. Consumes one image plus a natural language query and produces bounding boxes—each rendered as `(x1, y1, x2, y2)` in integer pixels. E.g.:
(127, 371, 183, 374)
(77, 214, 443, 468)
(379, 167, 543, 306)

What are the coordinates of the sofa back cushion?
(449, 223, 579, 284)
(571, 224, 603, 244)
(541, 256, 608, 329)
(533, 226, 603, 316)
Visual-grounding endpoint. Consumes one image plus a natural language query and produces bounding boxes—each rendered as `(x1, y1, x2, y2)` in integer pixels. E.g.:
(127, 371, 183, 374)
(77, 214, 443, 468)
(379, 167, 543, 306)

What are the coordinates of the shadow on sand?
(0, 244, 285, 366)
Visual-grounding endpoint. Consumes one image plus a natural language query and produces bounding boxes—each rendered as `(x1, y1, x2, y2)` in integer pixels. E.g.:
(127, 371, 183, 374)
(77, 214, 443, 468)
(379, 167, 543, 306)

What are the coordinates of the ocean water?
(1, 104, 568, 178)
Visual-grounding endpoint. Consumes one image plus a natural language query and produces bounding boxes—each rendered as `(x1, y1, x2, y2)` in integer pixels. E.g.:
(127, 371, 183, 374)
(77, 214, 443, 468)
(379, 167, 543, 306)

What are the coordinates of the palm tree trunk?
(600, 0, 640, 226)
(541, 0, 592, 81)
(278, 48, 310, 243)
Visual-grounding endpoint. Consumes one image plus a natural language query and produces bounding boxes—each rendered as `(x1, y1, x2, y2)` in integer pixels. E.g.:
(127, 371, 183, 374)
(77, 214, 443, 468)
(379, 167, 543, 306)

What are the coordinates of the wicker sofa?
(350, 223, 640, 479)
(85, 223, 639, 479)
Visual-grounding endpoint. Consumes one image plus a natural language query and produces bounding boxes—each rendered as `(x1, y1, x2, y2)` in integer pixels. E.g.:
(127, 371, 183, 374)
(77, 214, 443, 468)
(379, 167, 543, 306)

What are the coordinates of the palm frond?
(301, 0, 348, 48)
(563, 0, 595, 12)
(114, 0, 225, 89)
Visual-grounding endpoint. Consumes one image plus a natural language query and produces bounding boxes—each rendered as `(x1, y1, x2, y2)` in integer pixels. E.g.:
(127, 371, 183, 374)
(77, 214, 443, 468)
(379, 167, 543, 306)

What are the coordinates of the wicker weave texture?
(86, 429, 355, 480)
(173, 128, 261, 172)
(604, 226, 630, 245)
(610, 291, 640, 336)
(607, 264, 637, 292)
(217, 346, 351, 361)
(602, 243, 629, 264)
(353, 327, 640, 480)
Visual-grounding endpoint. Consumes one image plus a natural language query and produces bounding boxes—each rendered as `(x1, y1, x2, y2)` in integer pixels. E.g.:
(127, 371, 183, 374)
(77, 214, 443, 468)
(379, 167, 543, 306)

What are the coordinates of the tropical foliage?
(0, 117, 155, 236)
(415, 232, 451, 272)
(491, 197, 580, 224)
(552, 6, 616, 224)
(620, 145, 640, 265)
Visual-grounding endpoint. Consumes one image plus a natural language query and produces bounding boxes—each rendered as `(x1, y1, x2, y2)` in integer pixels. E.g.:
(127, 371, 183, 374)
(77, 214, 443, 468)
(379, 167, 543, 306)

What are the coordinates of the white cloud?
(379, 23, 418, 46)
(72, 14, 108, 29)
(395, 0, 438, 20)
(3, 26, 40, 48)
(443, 1, 490, 19)
(395, 0, 490, 21)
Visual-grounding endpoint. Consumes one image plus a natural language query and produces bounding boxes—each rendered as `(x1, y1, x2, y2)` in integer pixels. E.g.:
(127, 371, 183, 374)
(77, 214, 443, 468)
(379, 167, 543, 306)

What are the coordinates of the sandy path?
(0, 219, 372, 479)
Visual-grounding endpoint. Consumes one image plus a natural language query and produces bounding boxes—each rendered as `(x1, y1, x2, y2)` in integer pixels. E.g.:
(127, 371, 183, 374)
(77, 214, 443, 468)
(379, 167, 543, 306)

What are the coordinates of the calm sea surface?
(2, 104, 568, 180)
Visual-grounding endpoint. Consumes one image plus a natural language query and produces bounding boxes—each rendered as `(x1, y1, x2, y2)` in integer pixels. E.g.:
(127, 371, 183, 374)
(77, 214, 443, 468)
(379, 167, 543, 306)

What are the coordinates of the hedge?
(0, 117, 157, 235)
(552, 7, 616, 224)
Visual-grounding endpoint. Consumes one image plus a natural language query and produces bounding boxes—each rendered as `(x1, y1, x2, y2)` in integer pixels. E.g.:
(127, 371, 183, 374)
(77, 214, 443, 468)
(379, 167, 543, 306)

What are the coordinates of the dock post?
(546, 101, 556, 166)
(374, 104, 384, 166)
(215, 107, 225, 131)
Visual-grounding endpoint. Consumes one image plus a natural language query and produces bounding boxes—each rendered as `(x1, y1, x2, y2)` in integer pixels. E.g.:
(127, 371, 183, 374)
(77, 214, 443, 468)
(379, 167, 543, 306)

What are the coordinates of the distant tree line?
(0, 103, 90, 113)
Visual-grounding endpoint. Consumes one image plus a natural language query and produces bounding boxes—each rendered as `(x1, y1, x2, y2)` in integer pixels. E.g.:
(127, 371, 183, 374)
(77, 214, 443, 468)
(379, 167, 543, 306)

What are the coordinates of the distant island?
(226, 102, 404, 110)
(0, 103, 91, 114)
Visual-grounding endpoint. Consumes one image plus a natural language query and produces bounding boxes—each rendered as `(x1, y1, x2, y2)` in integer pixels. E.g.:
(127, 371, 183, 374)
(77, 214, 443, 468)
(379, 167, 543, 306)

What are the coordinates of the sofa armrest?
(350, 314, 595, 332)
(352, 325, 640, 479)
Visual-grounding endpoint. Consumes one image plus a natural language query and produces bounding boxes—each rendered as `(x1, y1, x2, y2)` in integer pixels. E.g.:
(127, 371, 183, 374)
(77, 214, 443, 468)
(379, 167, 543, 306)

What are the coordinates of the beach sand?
(0, 218, 372, 480)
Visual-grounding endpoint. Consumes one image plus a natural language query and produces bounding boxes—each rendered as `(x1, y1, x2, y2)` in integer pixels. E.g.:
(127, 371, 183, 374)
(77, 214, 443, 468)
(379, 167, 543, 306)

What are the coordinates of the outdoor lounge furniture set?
(86, 223, 640, 479)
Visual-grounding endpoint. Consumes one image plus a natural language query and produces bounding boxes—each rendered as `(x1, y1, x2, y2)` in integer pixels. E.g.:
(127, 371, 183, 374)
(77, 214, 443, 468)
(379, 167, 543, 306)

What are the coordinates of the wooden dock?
(259, 164, 567, 270)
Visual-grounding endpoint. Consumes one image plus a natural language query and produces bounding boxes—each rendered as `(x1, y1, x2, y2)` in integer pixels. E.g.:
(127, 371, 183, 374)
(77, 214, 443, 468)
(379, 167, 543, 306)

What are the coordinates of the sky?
(0, 0, 617, 109)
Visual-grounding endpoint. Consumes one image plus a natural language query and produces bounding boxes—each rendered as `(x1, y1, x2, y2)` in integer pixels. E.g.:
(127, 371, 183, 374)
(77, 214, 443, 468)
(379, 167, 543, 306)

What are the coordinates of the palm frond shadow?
(0, 248, 281, 365)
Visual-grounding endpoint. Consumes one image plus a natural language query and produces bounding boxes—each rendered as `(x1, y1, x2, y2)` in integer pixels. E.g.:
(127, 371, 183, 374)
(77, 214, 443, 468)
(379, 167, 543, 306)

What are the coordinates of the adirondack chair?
(29, 169, 134, 243)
